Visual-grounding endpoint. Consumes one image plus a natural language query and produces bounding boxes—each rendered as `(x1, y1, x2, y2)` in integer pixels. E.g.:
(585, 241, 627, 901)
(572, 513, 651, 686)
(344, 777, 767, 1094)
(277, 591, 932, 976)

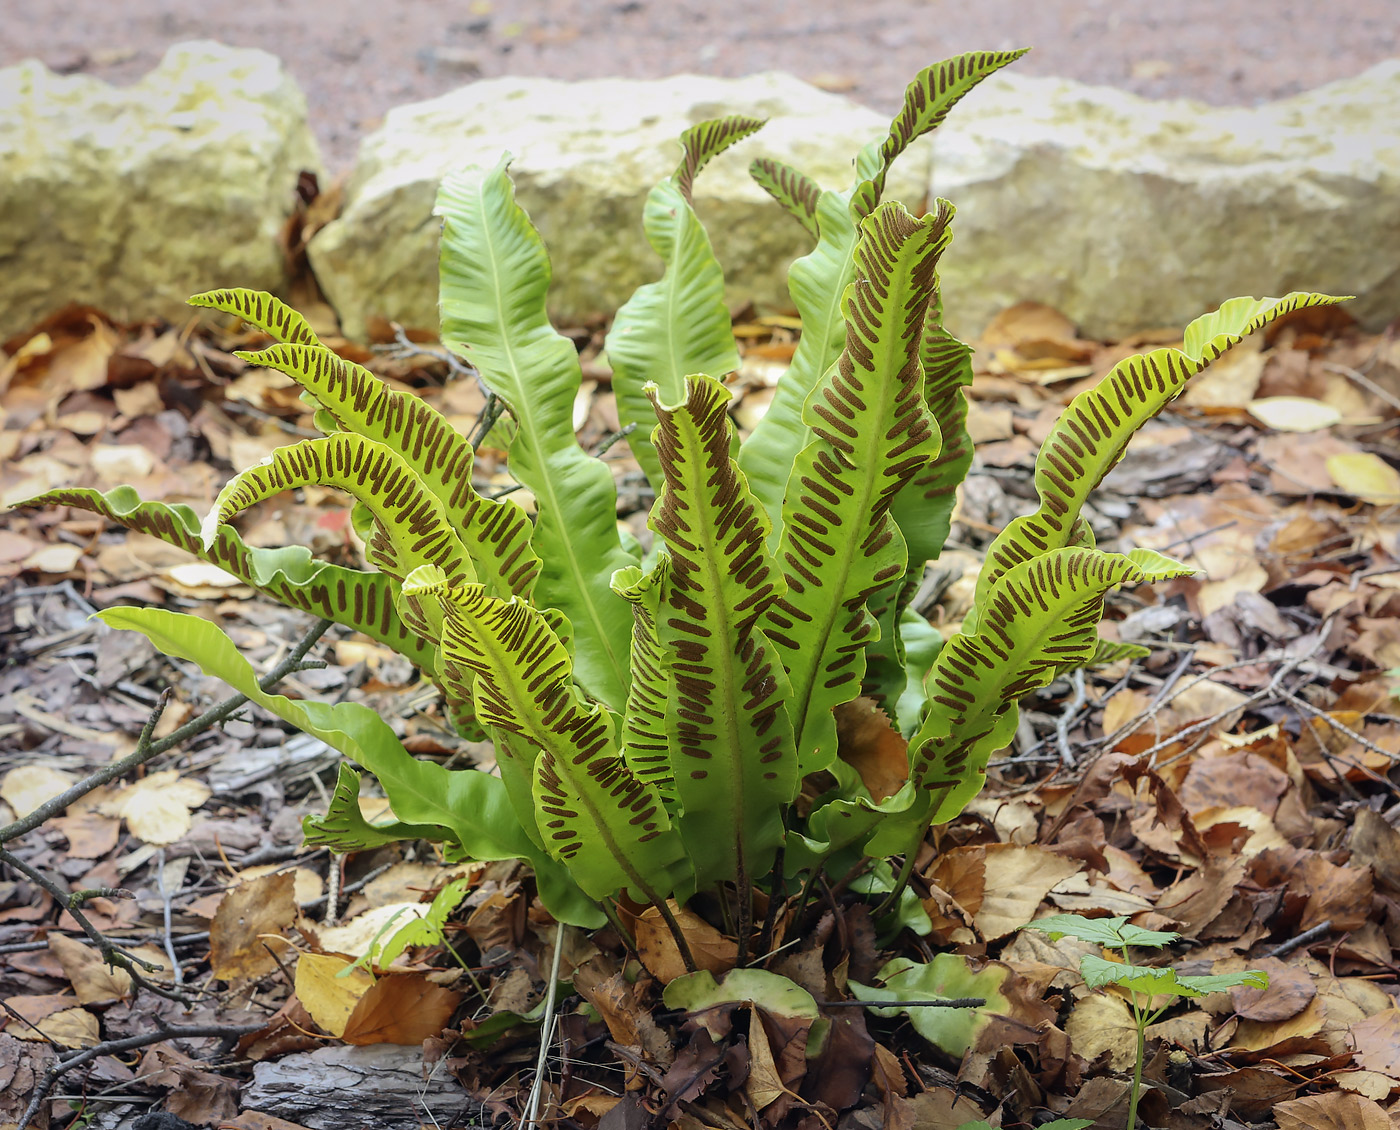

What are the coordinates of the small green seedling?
(341, 876, 479, 990)
(1020, 914, 1267, 1130)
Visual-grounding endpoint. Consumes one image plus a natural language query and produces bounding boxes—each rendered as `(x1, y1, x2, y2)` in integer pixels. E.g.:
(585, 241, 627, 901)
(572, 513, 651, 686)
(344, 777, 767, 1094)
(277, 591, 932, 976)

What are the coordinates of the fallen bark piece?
(240, 1044, 479, 1130)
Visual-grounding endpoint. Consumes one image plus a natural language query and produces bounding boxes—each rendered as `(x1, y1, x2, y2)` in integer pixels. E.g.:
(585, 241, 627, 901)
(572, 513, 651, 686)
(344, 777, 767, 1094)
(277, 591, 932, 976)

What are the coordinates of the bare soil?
(3, 0, 1398, 172)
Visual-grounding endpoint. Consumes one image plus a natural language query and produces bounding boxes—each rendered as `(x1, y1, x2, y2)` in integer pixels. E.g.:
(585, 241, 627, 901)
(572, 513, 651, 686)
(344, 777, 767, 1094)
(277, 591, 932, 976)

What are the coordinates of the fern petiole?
(872, 816, 933, 919)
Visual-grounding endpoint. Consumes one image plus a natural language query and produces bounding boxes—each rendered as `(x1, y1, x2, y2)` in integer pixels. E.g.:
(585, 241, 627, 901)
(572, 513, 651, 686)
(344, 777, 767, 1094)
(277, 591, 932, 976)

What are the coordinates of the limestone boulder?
(0, 42, 322, 338)
(932, 61, 1400, 341)
(306, 73, 928, 340)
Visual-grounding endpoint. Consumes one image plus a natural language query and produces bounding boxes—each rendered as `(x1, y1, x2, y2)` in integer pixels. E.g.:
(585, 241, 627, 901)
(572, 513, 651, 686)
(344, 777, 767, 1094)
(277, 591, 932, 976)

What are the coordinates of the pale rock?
(307, 73, 928, 339)
(931, 61, 1400, 340)
(0, 42, 322, 338)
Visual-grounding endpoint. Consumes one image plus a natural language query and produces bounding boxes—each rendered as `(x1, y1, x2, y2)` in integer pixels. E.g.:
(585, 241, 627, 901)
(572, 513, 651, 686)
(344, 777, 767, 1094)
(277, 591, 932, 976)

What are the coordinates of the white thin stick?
(521, 920, 566, 1130)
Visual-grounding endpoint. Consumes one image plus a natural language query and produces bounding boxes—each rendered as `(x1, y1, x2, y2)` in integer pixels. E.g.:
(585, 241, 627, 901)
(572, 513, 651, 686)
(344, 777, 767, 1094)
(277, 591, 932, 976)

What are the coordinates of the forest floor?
(1, 237, 1400, 1129)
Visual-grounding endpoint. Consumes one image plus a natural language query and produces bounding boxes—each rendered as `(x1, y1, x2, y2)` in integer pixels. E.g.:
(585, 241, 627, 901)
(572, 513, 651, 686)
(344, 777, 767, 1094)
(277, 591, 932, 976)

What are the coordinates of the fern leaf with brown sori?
(765, 200, 949, 775)
(20, 485, 436, 671)
(238, 342, 539, 601)
(649, 375, 795, 891)
(202, 434, 476, 589)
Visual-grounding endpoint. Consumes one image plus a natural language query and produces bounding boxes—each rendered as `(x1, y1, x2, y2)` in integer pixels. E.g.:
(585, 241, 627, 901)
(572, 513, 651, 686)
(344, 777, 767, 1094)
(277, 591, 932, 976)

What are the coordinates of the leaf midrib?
(471, 177, 628, 701)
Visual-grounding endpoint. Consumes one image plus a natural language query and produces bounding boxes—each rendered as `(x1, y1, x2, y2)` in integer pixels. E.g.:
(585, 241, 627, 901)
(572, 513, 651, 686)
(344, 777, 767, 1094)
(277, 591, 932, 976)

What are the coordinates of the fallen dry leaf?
(0, 765, 77, 819)
(835, 697, 909, 802)
(294, 952, 375, 1038)
(1066, 992, 1138, 1072)
(634, 901, 737, 983)
(1327, 452, 1400, 505)
(98, 768, 211, 844)
(1275, 1090, 1391, 1130)
(209, 871, 298, 980)
(1349, 1007, 1400, 1077)
(48, 812, 120, 859)
(48, 935, 131, 1005)
(973, 844, 1082, 940)
(1248, 396, 1343, 432)
(2, 996, 98, 1049)
(1230, 957, 1316, 1022)
(341, 973, 461, 1046)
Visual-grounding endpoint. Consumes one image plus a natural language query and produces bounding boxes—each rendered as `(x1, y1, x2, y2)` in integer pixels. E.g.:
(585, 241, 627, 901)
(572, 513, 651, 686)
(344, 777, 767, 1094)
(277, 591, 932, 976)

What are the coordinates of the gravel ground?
(3, 0, 1398, 172)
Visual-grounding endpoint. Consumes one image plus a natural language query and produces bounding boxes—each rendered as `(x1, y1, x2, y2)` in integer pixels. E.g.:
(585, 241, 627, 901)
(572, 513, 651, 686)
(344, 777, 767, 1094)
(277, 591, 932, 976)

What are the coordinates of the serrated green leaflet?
(375, 877, 473, 968)
(1079, 954, 1267, 998)
(765, 200, 949, 775)
(436, 156, 635, 711)
(607, 115, 763, 490)
(649, 375, 796, 891)
(1022, 914, 1179, 949)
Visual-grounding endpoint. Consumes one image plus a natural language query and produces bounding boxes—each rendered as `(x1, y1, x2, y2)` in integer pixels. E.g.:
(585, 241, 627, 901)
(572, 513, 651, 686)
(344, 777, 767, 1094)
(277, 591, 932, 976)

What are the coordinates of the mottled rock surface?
(932, 61, 1400, 340)
(0, 41, 321, 338)
(306, 72, 928, 339)
(311, 62, 1399, 343)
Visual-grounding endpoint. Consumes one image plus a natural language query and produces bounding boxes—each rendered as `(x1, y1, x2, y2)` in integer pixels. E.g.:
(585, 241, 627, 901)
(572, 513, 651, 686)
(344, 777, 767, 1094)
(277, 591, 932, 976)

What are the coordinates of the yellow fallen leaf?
(1247, 396, 1343, 432)
(99, 769, 211, 845)
(295, 952, 375, 1038)
(1, 765, 77, 818)
(1327, 452, 1400, 505)
(238, 864, 324, 906)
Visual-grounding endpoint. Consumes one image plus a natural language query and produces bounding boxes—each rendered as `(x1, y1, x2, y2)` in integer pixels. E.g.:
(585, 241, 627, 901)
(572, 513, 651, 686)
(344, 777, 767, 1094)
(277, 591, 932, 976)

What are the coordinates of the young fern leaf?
(403, 566, 692, 905)
(201, 434, 477, 587)
(866, 548, 1193, 856)
(18, 486, 436, 672)
(237, 342, 539, 600)
(436, 156, 635, 711)
(894, 297, 977, 565)
(187, 288, 337, 428)
(188, 287, 322, 347)
(970, 291, 1347, 619)
(612, 561, 677, 805)
(742, 51, 1019, 536)
(740, 186, 861, 533)
(749, 156, 822, 240)
(863, 284, 978, 707)
(649, 375, 796, 891)
(766, 200, 950, 775)
(856, 50, 1030, 193)
(607, 116, 764, 490)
